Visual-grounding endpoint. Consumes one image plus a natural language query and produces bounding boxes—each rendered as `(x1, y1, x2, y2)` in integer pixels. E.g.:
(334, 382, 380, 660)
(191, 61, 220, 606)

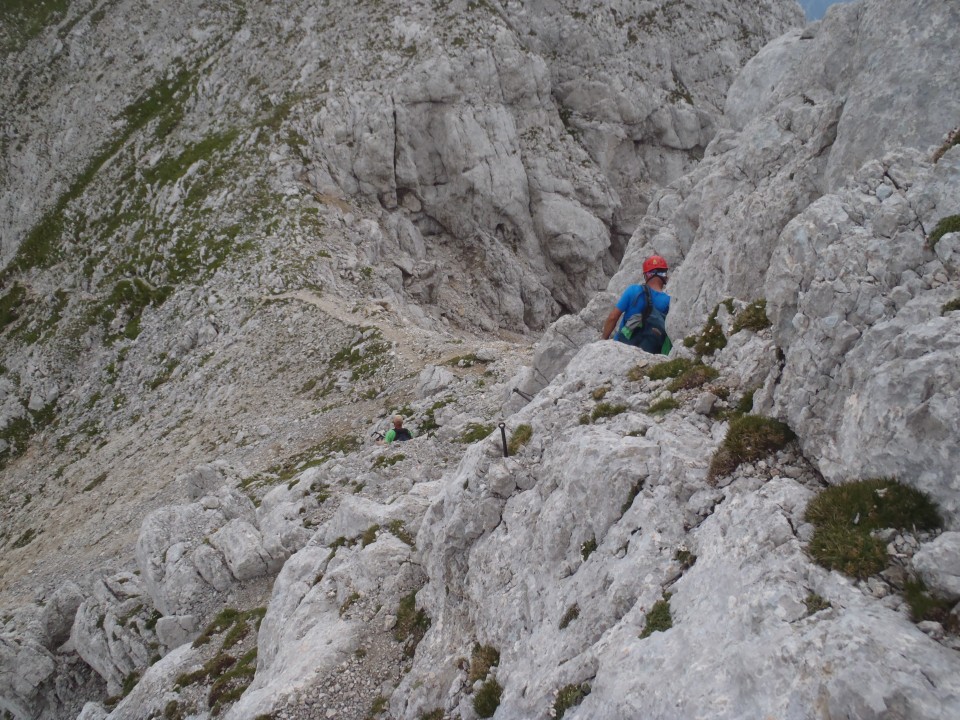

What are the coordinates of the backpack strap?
(641, 284, 654, 325)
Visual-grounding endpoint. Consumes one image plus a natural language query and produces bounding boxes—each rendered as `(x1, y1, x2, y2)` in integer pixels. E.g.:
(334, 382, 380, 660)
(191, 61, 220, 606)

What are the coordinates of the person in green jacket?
(383, 415, 413, 443)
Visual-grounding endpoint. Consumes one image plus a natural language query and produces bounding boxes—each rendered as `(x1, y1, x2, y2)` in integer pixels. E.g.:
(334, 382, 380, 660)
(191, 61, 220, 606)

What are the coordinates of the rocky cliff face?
(3, 0, 960, 719)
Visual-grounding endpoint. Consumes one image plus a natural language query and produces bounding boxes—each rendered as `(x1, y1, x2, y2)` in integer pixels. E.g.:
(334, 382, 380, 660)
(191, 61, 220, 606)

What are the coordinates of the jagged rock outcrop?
(398, 341, 960, 719)
(765, 148, 960, 522)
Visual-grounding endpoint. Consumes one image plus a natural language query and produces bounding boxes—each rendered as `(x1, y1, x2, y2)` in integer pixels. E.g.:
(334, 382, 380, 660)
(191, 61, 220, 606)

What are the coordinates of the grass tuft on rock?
(707, 414, 795, 481)
(928, 214, 960, 249)
(632, 357, 693, 382)
(468, 644, 500, 683)
(472, 678, 502, 718)
(805, 478, 942, 579)
(508, 424, 533, 454)
(559, 603, 580, 630)
(646, 397, 679, 414)
(552, 683, 591, 720)
(639, 594, 673, 638)
(942, 298, 960, 314)
(904, 579, 959, 631)
(731, 299, 771, 334)
(667, 364, 719, 392)
(591, 402, 626, 422)
(459, 422, 494, 443)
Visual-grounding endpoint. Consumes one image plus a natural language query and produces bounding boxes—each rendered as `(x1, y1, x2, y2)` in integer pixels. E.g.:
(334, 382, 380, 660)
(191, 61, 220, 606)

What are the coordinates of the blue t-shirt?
(615, 284, 670, 340)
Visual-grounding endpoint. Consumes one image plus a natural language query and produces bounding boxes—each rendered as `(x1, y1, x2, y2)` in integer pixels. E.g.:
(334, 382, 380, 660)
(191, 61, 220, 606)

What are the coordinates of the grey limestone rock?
(913, 532, 960, 602)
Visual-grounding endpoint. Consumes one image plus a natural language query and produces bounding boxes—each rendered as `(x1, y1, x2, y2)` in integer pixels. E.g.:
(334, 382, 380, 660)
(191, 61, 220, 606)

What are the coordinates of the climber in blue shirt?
(601, 255, 672, 355)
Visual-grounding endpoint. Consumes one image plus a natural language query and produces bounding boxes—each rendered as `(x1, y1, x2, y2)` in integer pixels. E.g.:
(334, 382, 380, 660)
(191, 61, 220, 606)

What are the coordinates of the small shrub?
(667, 364, 719, 392)
(121, 671, 140, 697)
(578, 413, 590, 425)
(639, 594, 673, 638)
(708, 414, 795, 481)
(419, 710, 443, 720)
(559, 604, 580, 629)
(731, 299, 771, 334)
(553, 682, 591, 720)
(459, 422, 494, 443)
(674, 548, 697, 570)
(942, 298, 960, 314)
(469, 644, 500, 683)
(804, 592, 831, 616)
(646, 397, 679, 414)
(591, 402, 626, 421)
(508, 424, 533, 454)
(473, 679, 502, 718)
(591, 386, 609, 400)
(580, 537, 597, 560)
(805, 479, 942, 579)
(928, 214, 960, 249)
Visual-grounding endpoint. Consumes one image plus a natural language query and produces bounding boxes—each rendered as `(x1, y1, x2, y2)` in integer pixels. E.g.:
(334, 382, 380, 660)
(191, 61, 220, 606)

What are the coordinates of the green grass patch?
(630, 357, 693, 382)
(553, 683, 591, 720)
(591, 402, 626, 421)
(639, 594, 673, 638)
(0, 284, 27, 333)
(508, 424, 533, 454)
(473, 678, 502, 719)
(459, 422, 494, 443)
(731, 299, 771, 334)
(805, 478, 942, 579)
(708, 414, 795, 481)
(667, 364, 718, 392)
(928, 215, 960, 250)
(361, 524, 380, 548)
(942, 298, 960, 314)
(646, 397, 679, 414)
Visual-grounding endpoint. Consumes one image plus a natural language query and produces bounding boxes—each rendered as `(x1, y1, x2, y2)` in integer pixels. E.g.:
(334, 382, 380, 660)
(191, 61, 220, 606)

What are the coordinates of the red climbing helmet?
(642, 255, 669, 278)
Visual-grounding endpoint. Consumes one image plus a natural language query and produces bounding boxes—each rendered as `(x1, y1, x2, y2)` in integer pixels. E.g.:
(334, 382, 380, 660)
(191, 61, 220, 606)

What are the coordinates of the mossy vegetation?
(708, 414, 795, 481)
(0, 402, 58, 470)
(472, 678, 502, 719)
(0, 0, 70, 52)
(552, 683, 591, 720)
(639, 594, 673, 638)
(372, 454, 406, 469)
(928, 214, 960, 250)
(943, 298, 960, 314)
(805, 479, 942, 579)
(689, 304, 728, 357)
(361, 524, 380, 548)
(731, 299, 771, 334)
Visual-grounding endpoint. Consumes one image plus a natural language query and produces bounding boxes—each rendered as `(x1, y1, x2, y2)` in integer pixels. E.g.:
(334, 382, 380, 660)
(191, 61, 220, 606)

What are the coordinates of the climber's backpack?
(393, 428, 413, 442)
(619, 284, 668, 354)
